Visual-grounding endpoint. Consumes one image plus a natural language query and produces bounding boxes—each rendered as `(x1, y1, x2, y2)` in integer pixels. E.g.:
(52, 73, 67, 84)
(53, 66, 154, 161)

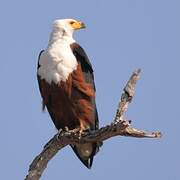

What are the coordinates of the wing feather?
(70, 43, 99, 129)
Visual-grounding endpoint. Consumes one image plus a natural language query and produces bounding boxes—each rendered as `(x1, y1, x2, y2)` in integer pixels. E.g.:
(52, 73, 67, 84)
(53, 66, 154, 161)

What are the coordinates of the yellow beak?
(72, 21, 86, 30)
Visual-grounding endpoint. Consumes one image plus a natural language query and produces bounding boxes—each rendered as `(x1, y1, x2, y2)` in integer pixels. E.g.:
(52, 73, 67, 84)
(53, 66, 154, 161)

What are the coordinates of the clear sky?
(0, 0, 179, 179)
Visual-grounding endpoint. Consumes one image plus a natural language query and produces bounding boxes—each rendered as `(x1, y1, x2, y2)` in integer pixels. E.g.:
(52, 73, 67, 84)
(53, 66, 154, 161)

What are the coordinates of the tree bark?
(25, 69, 162, 180)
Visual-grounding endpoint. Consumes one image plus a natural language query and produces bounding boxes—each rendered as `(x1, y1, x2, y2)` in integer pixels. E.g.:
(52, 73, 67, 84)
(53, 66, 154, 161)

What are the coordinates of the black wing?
(70, 42, 98, 129)
(70, 43, 100, 168)
(37, 50, 45, 110)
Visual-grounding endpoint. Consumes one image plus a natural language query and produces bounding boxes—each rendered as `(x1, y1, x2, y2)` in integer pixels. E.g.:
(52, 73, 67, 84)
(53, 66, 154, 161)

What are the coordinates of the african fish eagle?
(37, 19, 99, 168)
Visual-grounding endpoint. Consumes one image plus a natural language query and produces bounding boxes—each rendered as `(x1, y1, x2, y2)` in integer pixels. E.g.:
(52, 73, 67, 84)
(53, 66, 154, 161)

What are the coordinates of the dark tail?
(70, 142, 99, 169)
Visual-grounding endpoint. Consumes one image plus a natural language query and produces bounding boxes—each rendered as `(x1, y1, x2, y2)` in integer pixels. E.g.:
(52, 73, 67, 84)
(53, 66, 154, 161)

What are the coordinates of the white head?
(49, 19, 85, 44)
(53, 19, 85, 35)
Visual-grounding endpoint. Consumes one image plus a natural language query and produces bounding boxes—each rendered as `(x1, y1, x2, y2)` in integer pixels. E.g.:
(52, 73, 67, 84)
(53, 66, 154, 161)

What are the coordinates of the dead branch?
(25, 69, 162, 180)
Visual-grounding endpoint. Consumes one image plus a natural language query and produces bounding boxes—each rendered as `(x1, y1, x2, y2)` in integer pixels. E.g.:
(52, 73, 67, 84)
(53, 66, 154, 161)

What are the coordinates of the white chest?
(38, 43, 77, 84)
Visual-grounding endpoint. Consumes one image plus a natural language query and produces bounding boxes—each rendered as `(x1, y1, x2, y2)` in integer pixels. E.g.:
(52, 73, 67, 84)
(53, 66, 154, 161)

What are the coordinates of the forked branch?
(25, 69, 162, 180)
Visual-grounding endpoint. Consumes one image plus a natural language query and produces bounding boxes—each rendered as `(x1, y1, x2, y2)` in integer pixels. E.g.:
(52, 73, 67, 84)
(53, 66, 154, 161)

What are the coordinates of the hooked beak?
(72, 21, 86, 30)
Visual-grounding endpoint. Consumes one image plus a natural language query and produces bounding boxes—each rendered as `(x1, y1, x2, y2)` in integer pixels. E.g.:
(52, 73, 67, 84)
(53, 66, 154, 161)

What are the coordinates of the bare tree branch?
(25, 69, 162, 180)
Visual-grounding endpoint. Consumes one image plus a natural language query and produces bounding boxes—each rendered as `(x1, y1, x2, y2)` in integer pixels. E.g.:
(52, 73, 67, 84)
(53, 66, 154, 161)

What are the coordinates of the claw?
(69, 127, 80, 134)
(56, 128, 63, 139)
(64, 126, 69, 132)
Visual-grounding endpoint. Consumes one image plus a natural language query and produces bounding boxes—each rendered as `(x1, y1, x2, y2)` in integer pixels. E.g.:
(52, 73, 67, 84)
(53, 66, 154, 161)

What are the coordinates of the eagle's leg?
(79, 119, 91, 134)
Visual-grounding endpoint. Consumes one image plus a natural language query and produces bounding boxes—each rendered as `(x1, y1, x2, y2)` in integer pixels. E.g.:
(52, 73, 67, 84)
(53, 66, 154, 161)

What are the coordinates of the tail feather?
(70, 142, 98, 169)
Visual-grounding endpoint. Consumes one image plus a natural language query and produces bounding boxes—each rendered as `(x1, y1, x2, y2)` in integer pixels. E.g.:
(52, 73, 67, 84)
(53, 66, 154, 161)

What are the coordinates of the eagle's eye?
(69, 21, 75, 25)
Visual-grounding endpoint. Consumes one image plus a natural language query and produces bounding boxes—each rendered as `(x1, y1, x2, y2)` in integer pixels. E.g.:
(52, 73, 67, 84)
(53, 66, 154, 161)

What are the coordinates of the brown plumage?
(37, 43, 99, 168)
(37, 63, 95, 130)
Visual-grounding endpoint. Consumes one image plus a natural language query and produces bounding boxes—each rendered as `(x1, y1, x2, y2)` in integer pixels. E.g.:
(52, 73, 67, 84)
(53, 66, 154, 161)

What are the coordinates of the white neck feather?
(48, 29, 75, 47)
(38, 29, 78, 84)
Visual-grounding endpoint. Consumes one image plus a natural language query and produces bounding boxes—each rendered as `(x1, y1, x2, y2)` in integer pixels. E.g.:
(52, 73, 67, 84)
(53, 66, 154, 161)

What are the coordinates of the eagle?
(37, 19, 99, 169)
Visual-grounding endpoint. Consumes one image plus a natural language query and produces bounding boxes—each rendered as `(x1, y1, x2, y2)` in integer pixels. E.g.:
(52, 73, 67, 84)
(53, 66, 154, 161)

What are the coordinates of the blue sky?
(0, 0, 179, 179)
